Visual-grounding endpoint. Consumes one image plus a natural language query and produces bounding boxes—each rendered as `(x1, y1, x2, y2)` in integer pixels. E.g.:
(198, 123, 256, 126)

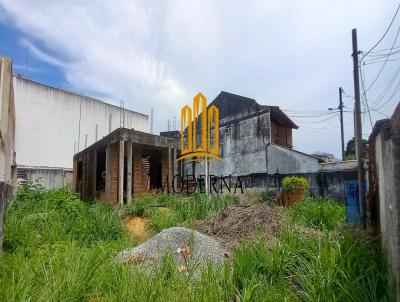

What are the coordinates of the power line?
(360, 64, 374, 128)
(371, 59, 400, 109)
(283, 109, 333, 114)
(285, 111, 341, 118)
(363, 56, 400, 65)
(361, 1, 400, 60)
(291, 114, 340, 124)
(365, 48, 400, 59)
(367, 46, 400, 54)
(362, 21, 400, 92)
(374, 78, 400, 111)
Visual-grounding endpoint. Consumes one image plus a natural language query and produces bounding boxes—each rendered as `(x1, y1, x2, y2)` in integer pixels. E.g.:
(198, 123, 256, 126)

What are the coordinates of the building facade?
(172, 91, 319, 180)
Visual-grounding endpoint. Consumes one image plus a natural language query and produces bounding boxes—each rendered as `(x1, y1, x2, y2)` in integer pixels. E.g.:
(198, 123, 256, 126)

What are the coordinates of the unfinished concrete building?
(73, 128, 179, 204)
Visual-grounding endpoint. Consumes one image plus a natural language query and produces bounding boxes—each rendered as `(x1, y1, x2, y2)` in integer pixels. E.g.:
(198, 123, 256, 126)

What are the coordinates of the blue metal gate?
(343, 180, 361, 223)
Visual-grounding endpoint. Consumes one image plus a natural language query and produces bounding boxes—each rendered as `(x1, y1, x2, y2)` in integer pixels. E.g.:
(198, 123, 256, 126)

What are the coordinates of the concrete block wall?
(17, 167, 72, 188)
(133, 148, 150, 196)
(161, 149, 169, 191)
(109, 143, 119, 204)
(369, 104, 400, 299)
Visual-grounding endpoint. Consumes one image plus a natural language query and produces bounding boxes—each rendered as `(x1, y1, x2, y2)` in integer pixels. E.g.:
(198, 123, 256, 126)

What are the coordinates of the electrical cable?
(360, 64, 374, 128)
(362, 21, 400, 92)
(361, 1, 400, 60)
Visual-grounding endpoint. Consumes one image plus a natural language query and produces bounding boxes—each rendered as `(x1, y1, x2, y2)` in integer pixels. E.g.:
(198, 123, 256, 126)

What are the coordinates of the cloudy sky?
(0, 0, 399, 157)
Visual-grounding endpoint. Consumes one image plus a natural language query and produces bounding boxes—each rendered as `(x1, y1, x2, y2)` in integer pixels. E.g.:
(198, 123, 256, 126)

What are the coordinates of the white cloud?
(19, 38, 67, 68)
(0, 0, 398, 156)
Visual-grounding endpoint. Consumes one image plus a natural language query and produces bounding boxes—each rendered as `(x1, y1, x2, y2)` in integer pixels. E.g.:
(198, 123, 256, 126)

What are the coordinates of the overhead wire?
(291, 114, 340, 124)
(360, 62, 374, 128)
(360, 1, 400, 60)
(357, 1, 400, 125)
(362, 21, 400, 92)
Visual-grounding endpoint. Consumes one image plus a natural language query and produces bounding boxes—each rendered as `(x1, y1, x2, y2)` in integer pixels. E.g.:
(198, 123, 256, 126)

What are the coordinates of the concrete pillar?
(173, 148, 177, 191)
(118, 139, 125, 205)
(126, 141, 132, 202)
(168, 147, 173, 193)
(192, 158, 196, 177)
(205, 159, 209, 194)
(92, 149, 97, 197)
(105, 144, 111, 201)
(173, 148, 177, 176)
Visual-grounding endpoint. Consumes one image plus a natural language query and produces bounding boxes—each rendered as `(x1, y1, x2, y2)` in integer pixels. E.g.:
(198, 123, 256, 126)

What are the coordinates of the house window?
(225, 126, 231, 137)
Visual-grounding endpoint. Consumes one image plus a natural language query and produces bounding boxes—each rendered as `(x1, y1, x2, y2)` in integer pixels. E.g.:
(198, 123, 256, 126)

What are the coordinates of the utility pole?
(339, 87, 345, 161)
(352, 28, 367, 229)
(329, 88, 345, 160)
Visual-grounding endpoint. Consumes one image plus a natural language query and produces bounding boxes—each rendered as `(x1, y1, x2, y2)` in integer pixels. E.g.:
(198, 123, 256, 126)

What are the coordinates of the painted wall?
(266, 143, 319, 174)
(0, 58, 16, 185)
(18, 166, 72, 189)
(372, 114, 400, 297)
(192, 111, 271, 177)
(0, 56, 16, 253)
(13, 77, 149, 169)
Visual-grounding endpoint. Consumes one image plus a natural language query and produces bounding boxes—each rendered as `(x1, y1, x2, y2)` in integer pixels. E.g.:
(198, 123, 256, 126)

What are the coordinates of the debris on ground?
(193, 204, 280, 251)
(125, 215, 150, 241)
(116, 227, 229, 274)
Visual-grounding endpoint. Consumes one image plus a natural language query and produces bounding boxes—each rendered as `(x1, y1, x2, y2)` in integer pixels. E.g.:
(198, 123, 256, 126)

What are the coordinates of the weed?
(287, 197, 345, 231)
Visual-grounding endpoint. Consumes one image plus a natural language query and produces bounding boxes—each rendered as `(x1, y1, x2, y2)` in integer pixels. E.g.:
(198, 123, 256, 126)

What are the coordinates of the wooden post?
(118, 139, 125, 205)
(126, 141, 132, 202)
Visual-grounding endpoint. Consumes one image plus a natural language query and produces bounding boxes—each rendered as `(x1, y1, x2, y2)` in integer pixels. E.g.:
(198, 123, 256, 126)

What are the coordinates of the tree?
(345, 137, 368, 159)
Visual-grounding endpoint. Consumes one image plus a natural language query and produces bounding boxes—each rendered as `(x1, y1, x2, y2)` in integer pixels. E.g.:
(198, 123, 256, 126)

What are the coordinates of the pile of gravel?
(116, 227, 229, 272)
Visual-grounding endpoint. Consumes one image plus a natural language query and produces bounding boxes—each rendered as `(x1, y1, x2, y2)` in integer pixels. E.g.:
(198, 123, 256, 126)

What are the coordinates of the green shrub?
(282, 176, 308, 191)
(287, 197, 345, 231)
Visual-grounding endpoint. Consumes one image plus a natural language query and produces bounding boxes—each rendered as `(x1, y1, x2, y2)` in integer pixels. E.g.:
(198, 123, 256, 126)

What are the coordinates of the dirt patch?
(193, 204, 280, 251)
(126, 216, 150, 241)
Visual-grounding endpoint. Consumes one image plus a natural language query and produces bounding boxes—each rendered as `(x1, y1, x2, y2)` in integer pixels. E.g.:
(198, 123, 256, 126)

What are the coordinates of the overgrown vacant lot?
(0, 183, 393, 301)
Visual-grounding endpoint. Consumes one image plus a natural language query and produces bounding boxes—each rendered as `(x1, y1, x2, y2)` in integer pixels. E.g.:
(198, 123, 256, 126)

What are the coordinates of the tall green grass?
(4, 182, 126, 254)
(123, 193, 237, 232)
(233, 228, 393, 301)
(0, 184, 392, 301)
(287, 197, 345, 231)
